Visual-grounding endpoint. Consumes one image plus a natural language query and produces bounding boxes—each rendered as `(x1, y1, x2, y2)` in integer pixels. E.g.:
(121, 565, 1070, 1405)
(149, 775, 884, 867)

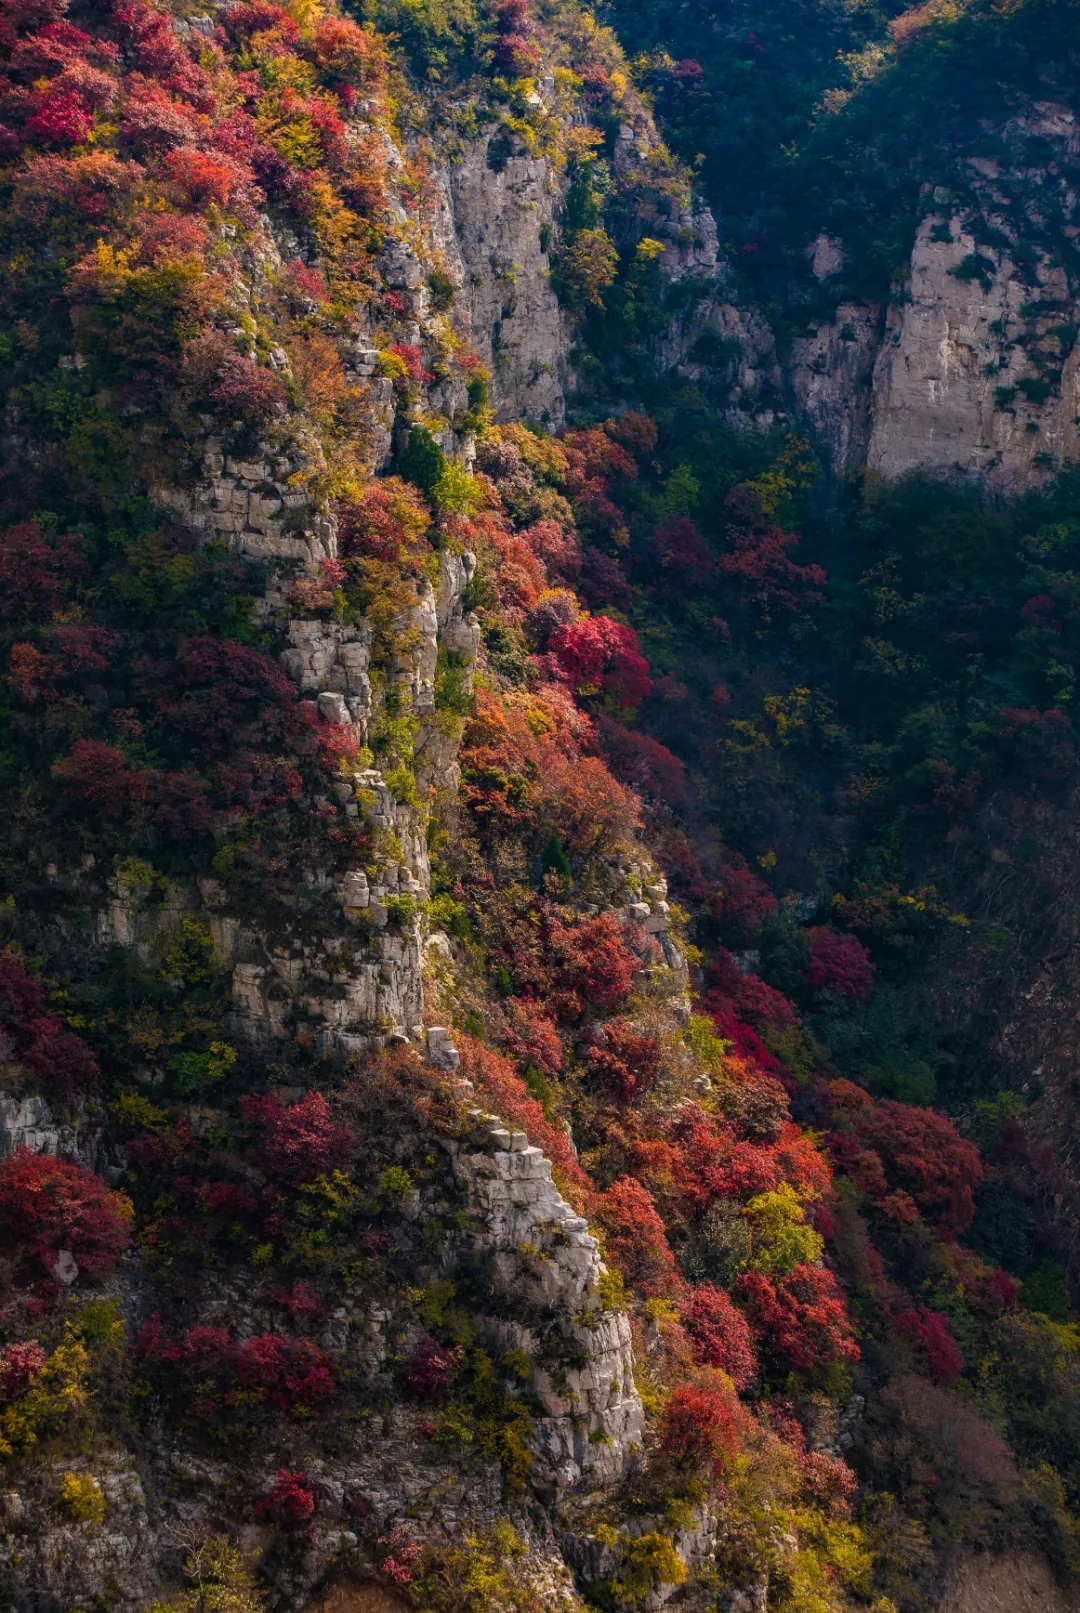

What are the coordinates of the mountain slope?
(1, 1, 1080, 1612)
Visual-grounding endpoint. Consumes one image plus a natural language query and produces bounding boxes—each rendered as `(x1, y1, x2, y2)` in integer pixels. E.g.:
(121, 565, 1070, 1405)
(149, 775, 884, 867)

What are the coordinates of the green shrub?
(435, 648, 474, 715)
(384, 765, 421, 807)
(399, 425, 446, 494)
(378, 1164, 415, 1198)
(950, 253, 996, 290)
(1018, 375, 1054, 406)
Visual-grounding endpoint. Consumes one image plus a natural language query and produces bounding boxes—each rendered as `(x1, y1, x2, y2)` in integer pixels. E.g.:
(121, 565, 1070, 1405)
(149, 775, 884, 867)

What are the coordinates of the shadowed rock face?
(866, 206, 1080, 490)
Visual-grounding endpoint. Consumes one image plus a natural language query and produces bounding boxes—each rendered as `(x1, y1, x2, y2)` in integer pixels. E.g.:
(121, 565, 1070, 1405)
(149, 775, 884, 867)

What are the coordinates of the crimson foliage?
(679, 1283, 757, 1389)
(661, 1380, 739, 1473)
(548, 615, 652, 712)
(241, 1091, 352, 1185)
(0, 1149, 131, 1283)
(860, 1100, 983, 1239)
(595, 1176, 681, 1298)
(136, 1317, 335, 1418)
(583, 1021, 661, 1104)
(894, 1306, 964, 1384)
(805, 928, 874, 999)
(402, 1333, 461, 1401)
(0, 950, 99, 1091)
(257, 1468, 317, 1526)
(738, 1263, 859, 1375)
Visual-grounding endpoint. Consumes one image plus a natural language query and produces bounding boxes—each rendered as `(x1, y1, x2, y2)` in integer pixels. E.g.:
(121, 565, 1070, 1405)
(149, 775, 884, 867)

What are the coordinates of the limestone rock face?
(451, 1116, 644, 1490)
(789, 299, 881, 477)
(284, 619, 373, 727)
(0, 1091, 102, 1167)
(436, 133, 571, 427)
(0, 1453, 158, 1609)
(662, 286, 783, 430)
(867, 208, 1080, 489)
(696, 106, 1080, 490)
(0, 1094, 71, 1161)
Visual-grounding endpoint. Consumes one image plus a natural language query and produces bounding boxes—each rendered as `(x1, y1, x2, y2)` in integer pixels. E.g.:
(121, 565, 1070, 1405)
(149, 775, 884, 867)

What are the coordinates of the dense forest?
(1, 0, 1080, 1610)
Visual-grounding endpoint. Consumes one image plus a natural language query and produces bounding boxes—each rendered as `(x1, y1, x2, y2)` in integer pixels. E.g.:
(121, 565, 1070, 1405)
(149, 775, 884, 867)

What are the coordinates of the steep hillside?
(597, 0, 1080, 485)
(2, 2, 1080, 1613)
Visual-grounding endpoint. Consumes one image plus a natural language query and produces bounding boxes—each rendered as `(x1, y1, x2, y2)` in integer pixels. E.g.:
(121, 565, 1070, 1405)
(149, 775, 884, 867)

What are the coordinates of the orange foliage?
(338, 478, 432, 563)
(288, 330, 350, 420)
(461, 686, 641, 855)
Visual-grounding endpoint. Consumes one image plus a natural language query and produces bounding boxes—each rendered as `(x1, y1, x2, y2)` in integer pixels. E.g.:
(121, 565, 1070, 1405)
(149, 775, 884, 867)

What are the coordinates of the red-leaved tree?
(679, 1283, 757, 1389)
(594, 1176, 682, 1298)
(583, 1021, 661, 1104)
(720, 486, 826, 618)
(547, 615, 652, 712)
(241, 1091, 352, 1185)
(0, 951, 99, 1091)
(894, 1306, 964, 1385)
(661, 1378, 740, 1474)
(236, 1334, 336, 1415)
(402, 1333, 461, 1400)
(738, 1263, 859, 1375)
(806, 929, 874, 999)
(860, 1100, 983, 1239)
(0, 1150, 132, 1285)
(257, 1468, 317, 1526)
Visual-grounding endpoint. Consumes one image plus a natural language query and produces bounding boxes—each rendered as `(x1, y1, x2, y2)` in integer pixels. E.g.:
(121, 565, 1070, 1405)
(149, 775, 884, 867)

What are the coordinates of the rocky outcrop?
(684, 107, 1080, 490)
(143, 396, 485, 1056)
(788, 286, 881, 478)
(450, 1113, 645, 1490)
(562, 1505, 724, 1613)
(0, 1093, 80, 1162)
(867, 206, 1080, 489)
(654, 202, 786, 430)
(0, 1452, 159, 1610)
(434, 123, 572, 428)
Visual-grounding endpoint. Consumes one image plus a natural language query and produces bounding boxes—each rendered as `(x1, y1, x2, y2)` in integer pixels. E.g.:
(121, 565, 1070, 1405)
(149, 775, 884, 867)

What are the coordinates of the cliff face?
(0, 2, 713, 1606)
(712, 103, 1080, 488)
(7, 3, 1080, 1612)
(437, 128, 571, 428)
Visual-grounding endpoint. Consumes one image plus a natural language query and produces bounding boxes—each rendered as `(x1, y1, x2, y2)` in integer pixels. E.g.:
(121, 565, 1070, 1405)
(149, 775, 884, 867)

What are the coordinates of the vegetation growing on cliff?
(600, 0, 1080, 316)
(0, 0, 1079, 1609)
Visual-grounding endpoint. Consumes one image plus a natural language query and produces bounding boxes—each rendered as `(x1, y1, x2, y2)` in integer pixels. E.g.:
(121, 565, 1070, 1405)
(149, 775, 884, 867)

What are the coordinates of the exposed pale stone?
(435, 135, 571, 426)
(426, 1026, 460, 1071)
(644, 900, 670, 934)
(50, 1249, 78, 1285)
(317, 691, 351, 725)
(867, 207, 1080, 488)
(453, 1120, 645, 1489)
(0, 1094, 79, 1161)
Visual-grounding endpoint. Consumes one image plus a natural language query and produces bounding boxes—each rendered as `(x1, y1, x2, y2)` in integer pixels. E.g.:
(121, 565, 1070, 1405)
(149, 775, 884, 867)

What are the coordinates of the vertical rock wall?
(450, 1114, 644, 1491)
(699, 105, 1080, 490)
(866, 204, 1080, 489)
(433, 128, 571, 428)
